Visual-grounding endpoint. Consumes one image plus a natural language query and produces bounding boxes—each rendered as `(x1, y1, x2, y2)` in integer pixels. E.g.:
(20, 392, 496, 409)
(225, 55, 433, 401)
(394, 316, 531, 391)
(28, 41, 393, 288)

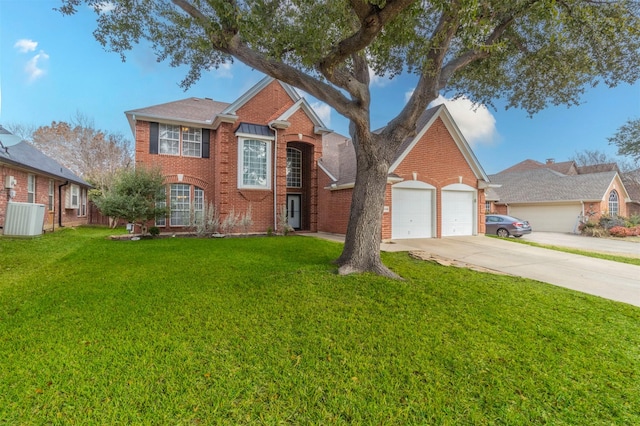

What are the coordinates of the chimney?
(546, 158, 555, 164)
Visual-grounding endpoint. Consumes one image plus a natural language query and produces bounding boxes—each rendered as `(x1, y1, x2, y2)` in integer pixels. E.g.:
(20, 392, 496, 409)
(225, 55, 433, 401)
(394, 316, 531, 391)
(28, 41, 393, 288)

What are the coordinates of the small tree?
(609, 118, 640, 164)
(91, 167, 166, 234)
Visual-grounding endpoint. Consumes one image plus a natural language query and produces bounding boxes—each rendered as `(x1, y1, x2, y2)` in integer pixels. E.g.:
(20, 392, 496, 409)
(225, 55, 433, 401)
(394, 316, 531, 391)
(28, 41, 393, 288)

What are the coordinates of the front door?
(287, 194, 301, 229)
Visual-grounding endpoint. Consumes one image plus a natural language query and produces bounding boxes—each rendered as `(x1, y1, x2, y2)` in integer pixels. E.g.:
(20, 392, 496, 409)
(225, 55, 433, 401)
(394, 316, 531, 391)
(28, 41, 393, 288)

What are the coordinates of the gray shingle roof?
(126, 97, 230, 124)
(488, 168, 618, 203)
(320, 106, 443, 186)
(0, 141, 90, 186)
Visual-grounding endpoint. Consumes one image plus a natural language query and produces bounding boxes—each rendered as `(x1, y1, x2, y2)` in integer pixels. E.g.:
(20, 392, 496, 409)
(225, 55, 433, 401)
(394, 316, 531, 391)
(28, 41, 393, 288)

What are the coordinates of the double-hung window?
(48, 179, 55, 211)
(239, 139, 271, 189)
(159, 124, 180, 155)
(193, 187, 204, 224)
(170, 183, 191, 226)
(158, 124, 202, 157)
(182, 127, 202, 157)
(27, 174, 36, 203)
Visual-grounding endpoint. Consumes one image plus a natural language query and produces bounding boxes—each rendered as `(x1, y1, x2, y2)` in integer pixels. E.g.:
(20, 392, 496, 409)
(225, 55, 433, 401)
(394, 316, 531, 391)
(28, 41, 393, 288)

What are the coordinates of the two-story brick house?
(128, 76, 492, 238)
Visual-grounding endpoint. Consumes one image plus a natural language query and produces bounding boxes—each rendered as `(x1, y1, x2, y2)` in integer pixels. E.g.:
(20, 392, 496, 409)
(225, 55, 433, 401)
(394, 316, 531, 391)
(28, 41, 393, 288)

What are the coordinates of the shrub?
(148, 226, 160, 237)
(599, 215, 626, 230)
(609, 226, 630, 237)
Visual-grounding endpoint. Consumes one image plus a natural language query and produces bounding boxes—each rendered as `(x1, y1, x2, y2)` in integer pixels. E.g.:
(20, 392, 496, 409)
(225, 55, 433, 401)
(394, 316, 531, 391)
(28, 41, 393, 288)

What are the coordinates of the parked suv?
(485, 214, 532, 237)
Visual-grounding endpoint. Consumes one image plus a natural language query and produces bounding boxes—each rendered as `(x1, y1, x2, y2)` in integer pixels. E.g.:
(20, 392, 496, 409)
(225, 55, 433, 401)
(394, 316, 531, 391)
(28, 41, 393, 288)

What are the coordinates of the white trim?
(222, 76, 301, 115)
(237, 137, 273, 190)
(235, 131, 275, 141)
(318, 161, 337, 182)
(277, 98, 332, 134)
(393, 180, 435, 190)
(389, 104, 489, 182)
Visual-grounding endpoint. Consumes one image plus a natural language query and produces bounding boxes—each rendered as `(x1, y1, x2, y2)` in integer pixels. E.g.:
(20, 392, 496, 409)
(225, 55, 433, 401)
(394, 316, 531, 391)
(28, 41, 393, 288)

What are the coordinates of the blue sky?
(2, 0, 639, 174)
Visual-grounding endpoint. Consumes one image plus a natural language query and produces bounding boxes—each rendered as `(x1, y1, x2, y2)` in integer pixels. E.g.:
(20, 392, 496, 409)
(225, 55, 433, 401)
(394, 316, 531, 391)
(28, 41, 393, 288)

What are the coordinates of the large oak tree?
(61, 0, 640, 277)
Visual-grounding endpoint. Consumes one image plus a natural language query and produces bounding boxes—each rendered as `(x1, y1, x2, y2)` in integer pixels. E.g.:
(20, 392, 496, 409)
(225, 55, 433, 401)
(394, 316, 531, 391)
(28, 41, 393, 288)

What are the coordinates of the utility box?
(4, 175, 17, 189)
(3, 202, 46, 236)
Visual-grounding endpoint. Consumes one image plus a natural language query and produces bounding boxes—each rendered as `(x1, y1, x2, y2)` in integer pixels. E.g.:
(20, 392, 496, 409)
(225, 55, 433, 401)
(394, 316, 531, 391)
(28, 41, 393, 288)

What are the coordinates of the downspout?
(269, 123, 278, 232)
(58, 181, 69, 227)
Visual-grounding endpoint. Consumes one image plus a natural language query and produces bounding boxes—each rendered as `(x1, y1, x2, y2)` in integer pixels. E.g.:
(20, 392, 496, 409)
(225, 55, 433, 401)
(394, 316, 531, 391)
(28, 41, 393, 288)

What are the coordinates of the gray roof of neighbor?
(488, 168, 618, 203)
(126, 97, 231, 124)
(320, 106, 443, 186)
(0, 140, 90, 186)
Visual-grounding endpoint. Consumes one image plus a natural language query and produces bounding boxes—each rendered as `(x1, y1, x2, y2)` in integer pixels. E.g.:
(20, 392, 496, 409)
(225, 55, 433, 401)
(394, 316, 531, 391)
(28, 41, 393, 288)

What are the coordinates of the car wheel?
(497, 228, 509, 238)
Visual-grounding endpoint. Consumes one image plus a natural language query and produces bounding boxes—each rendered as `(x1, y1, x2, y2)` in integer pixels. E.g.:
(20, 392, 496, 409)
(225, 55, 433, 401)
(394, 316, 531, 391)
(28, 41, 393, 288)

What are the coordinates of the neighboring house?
(0, 125, 92, 232)
(487, 159, 632, 233)
(128, 76, 491, 239)
(318, 104, 492, 239)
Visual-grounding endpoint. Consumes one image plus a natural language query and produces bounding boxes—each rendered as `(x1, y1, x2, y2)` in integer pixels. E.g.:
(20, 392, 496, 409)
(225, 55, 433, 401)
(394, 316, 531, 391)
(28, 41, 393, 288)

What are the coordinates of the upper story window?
(286, 147, 302, 188)
(609, 190, 619, 216)
(239, 138, 271, 189)
(27, 174, 36, 203)
(159, 124, 180, 155)
(150, 122, 209, 159)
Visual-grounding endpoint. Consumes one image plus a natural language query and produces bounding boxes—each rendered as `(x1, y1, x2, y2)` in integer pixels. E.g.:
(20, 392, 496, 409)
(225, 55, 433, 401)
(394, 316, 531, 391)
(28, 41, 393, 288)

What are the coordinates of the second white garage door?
(442, 184, 476, 236)
(509, 203, 582, 233)
(392, 181, 435, 239)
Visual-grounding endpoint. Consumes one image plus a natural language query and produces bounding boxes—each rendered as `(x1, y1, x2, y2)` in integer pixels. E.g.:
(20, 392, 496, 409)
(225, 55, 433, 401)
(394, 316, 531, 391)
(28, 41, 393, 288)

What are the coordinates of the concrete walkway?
(309, 232, 640, 308)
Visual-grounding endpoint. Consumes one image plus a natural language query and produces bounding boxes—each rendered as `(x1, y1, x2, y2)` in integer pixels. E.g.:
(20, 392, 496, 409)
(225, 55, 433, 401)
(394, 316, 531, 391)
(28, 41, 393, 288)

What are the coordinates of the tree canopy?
(91, 167, 167, 230)
(609, 118, 640, 163)
(61, 0, 640, 276)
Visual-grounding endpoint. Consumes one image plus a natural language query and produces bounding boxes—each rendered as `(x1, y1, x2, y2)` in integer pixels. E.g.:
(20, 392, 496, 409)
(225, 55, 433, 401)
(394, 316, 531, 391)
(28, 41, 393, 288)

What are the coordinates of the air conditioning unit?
(3, 202, 46, 236)
(4, 175, 16, 189)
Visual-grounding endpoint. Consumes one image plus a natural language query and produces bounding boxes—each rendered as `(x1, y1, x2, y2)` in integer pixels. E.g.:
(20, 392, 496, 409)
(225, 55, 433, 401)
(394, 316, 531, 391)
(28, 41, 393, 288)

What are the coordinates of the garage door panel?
(509, 204, 582, 233)
(442, 190, 474, 236)
(392, 188, 433, 239)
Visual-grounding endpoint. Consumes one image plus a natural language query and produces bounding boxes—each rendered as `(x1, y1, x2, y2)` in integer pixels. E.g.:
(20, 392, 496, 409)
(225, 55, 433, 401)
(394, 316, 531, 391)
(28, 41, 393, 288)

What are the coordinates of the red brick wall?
(317, 169, 353, 234)
(1, 165, 88, 232)
(385, 117, 482, 238)
(134, 81, 323, 234)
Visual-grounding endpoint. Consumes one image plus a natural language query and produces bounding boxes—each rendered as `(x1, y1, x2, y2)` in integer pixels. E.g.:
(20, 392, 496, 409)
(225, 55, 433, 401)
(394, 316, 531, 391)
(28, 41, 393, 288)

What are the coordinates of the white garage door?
(442, 185, 475, 236)
(509, 204, 582, 233)
(392, 182, 434, 239)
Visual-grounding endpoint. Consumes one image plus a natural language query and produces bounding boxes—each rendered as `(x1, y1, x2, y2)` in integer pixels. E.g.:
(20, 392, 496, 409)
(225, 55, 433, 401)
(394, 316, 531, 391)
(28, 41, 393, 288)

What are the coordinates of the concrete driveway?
(381, 235, 640, 308)
(521, 232, 640, 258)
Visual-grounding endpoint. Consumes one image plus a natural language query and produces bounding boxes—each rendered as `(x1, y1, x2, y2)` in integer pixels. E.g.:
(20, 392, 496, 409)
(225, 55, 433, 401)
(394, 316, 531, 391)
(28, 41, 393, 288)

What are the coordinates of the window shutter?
(202, 129, 210, 158)
(149, 122, 159, 154)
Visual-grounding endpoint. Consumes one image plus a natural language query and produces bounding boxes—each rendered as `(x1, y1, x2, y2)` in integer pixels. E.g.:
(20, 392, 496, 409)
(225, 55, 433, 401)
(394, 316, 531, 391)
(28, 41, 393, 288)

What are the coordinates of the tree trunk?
(336, 133, 400, 279)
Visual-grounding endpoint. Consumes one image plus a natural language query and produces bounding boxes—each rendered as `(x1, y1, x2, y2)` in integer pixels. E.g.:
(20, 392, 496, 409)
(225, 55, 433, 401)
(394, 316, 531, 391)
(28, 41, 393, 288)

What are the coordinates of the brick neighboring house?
(0, 125, 91, 232)
(486, 159, 632, 233)
(318, 105, 492, 239)
(128, 77, 492, 238)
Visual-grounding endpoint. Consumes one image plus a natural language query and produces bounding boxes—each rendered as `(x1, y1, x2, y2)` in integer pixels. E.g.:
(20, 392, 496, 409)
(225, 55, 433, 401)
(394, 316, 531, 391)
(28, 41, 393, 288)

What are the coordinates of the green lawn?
(1, 227, 639, 424)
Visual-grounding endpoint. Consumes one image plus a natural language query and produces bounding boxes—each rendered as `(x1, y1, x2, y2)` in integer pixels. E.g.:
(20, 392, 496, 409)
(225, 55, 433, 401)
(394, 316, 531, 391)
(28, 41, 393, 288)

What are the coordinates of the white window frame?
(27, 174, 36, 203)
(182, 127, 202, 157)
(609, 190, 619, 216)
(170, 183, 191, 226)
(238, 138, 272, 189)
(78, 188, 87, 217)
(155, 199, 166, 227)
(159, 123, 180, 156)
(485, 201, 491, 213)
(193, 187, 204, 224)
(66, 184, 80, 209)
(48, 179, 55, 211)
(286, 147, 302, 188)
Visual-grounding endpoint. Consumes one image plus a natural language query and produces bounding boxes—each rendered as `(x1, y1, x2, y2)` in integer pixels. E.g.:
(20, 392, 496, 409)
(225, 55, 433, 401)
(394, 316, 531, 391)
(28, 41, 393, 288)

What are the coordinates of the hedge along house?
(126, 77, 331, 234)
(0, 125, 91, 233)
(317, 105, 493, 240)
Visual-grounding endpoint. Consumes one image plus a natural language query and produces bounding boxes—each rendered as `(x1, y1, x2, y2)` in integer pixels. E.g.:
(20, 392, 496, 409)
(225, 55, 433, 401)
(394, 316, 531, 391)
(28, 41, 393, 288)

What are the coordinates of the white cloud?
(95, 2, 116, 13)
(25, 51, 49, 82)
(405, 90, 499, 146)
(311, 101, 332, 127)
(14, 39, 38, 53)
(369, 67, 391, 88)
(429, 95, 498, 147)
(215, 62, 233, 79)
